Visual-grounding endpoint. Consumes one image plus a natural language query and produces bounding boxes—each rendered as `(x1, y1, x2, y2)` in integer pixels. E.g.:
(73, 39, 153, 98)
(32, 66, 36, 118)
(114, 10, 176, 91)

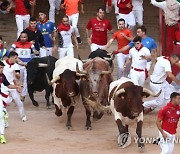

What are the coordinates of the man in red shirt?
(156, 92, 180, 154)
(86, 7, 113, 52)
(105, 18, 133, 79)
(6, 0, 36, 38)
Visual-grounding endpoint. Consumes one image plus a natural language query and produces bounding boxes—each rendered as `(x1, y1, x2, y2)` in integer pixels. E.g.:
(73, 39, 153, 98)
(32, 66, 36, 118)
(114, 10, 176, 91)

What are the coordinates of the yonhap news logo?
(134, 136, 180, 144)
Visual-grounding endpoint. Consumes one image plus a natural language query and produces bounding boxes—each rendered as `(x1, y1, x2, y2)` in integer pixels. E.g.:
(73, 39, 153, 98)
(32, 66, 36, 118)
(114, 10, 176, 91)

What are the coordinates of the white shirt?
(59, 26, 74, 48)
(132, 0, 143, 11)
(150, 56, 172, 83)
(129, 46, 151, 69)
(151, 0, 180, 13)
(2, 60, 20, 84)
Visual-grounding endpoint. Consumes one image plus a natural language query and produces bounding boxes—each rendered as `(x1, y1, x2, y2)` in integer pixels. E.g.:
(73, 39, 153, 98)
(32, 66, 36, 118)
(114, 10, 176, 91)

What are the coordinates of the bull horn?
(76, 63, 87, 75)
(38, 63, 48, 67)
(115, 88, 125, 97)
(50, 75, 60, 84)
(143, 88, 162, 97)
(101, 66, 113, 75)
(46, 73, 52, 85)
(103, 53, 115, 61)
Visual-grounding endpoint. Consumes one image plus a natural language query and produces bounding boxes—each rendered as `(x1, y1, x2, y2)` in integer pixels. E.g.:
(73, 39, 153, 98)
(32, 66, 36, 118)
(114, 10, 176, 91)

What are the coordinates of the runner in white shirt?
(1, 52, 27, 121)
(123, 36, 151, 86)
(57, 15, 78, 58)
(143, 53, 180, 114)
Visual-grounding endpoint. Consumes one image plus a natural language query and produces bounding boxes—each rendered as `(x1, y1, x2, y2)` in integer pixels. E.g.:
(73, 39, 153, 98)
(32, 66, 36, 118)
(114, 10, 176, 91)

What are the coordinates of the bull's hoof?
(66, 123, 72, 130)
(85, 126, 92, 130)
(138, 145, 145, 153)
(46, 105, 52, 109)
(55, 110, 62, 117)
(32, 101, 39, 107)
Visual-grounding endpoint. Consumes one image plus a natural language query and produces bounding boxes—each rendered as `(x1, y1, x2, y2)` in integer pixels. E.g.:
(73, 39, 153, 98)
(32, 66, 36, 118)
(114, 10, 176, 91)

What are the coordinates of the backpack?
(165, 0, 180, 26)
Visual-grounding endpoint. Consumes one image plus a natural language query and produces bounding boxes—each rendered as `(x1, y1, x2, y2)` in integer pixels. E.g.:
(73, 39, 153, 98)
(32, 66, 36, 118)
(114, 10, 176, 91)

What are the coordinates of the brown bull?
(108, 77, 161, 150)
(77, 57, 113, 129)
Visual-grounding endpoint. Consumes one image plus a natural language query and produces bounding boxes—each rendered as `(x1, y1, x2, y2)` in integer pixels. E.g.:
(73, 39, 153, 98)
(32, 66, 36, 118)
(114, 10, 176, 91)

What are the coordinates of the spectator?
(86, 7, 113, 52)
(18, 17, 46, 57)
(48, 0, 62, 23)
(57, 15, 78, 58)
(6, 0, 36, 38)
(123, 36, 151, 86)
(61, 0, 84, 44)
(37, 11, 57, 57)
(156, 92, 180, 154)
(105, 18, 133, 79)
(143, 53, 180, 114)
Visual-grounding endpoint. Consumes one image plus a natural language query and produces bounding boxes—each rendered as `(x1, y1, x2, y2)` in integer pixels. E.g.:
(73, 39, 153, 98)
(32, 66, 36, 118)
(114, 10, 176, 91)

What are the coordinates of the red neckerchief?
(27, 26, 38, 32)
(6, 59, 14, 68)
(40, 18, 48, 24)
(135, 44, 143, 51)
(163, 56, 171, 62)
(58, 23, 70, 32)
(0, 44, 3, 49)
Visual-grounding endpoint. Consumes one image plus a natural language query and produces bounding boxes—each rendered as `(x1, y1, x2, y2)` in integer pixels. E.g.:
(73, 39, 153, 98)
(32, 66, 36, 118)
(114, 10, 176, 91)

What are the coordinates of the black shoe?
(77, 37, 82, 44)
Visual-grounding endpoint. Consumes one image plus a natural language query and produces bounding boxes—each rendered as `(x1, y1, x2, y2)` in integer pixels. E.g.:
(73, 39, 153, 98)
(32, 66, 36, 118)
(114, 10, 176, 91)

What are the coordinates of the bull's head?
(76, 63, 112, 98)
(114, 86, 161, 118)
(27, 59, 48, 85)
(54, 69, 80, 97)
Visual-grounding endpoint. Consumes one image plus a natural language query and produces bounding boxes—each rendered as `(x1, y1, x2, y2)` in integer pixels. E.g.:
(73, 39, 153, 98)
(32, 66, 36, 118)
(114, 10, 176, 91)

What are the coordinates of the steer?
(76, 57, 113, 130)
(50, 57, 83, 129)
(26, 56, 57, 108)
(108, 77, 161, 150)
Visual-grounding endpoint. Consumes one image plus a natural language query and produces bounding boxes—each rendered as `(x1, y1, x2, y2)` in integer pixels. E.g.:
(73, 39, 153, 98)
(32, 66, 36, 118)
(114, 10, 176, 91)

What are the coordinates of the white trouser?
(129, 68, 145, 86)
(19, 66, 27, 97)
(15, 14, 30, 38)
(0, 96, 5, 135)
(116, 53, 129, 79)
(143, 81, 173, 110)
(58, 46, 74, 58)
(68, 13, 80, 37)
(90, 43, 106, 52)
(39, 48, 48, 57)
(159, 130, 175, 154)
(117, 11, 136, 29)
(48, 0, 61, 23)
(1, 85, 25, 119)
(133, 10, 143, 26)
(40, 47, 52, 57)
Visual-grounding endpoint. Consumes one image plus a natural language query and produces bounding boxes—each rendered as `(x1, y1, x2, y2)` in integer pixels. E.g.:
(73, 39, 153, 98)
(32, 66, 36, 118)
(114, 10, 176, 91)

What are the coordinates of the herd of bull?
(26, 49, 161, 150)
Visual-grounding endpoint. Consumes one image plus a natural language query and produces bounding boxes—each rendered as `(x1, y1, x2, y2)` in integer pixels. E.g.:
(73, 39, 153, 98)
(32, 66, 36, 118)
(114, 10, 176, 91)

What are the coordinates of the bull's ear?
(142, 92, 150, 98)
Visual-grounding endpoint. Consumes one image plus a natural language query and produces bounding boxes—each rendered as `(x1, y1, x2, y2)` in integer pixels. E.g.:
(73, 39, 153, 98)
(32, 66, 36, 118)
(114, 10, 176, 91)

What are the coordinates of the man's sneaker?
(0, 135, 6, 144)
(77, 37, 82, 44)
(22, 116, 27, 122)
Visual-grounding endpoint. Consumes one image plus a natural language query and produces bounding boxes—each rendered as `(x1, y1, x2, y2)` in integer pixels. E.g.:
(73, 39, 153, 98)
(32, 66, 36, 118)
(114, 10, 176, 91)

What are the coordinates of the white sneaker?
(22, 116, 27, 122)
